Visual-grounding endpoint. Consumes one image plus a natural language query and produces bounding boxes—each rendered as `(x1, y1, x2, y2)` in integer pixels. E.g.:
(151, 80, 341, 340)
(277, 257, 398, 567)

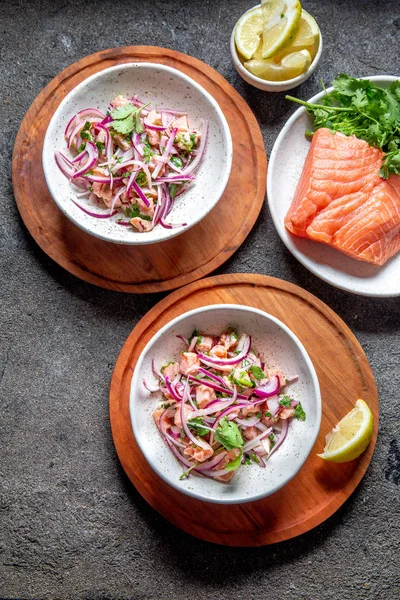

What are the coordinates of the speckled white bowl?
(230, 5, 323, 92)
(130, 304, 321, 504)
(43, 63, 232, 245)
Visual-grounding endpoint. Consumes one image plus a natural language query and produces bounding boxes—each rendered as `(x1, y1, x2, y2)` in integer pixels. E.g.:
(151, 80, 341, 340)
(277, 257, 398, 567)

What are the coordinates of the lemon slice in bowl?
(234, 6, 264, 60)
(245, 49, 311, 82)
(275, 10, 320, 60)
(260, 0, 302, 59)
(317, 399, 374, 463)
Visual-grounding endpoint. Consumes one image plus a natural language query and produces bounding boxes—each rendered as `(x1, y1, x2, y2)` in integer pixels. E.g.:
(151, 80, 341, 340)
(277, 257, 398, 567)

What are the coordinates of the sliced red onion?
(235, 416, 260, 427)
(166, 439, 194, 469)
(64, 108, 106, 138)
(152, 359, 165, 382)
(71, 199, 118, 218)
(242, 427, 273, 454)
(176, 335, 189, 346)
(188, 337, 198, 353)
(197, 368, 226, 386)
(152, 127, 177, 179)
(144, 115, 167, 131)
(180, 120, 208, 176)
(164, 376, 183, 403)
(110, 186, 125, 213)
(112, 160, 151, 187)
(253, 375, 280, 399)
(116, 221, 131, 226)
(187, 375, 248, 401)
(72, 142, 98, 178)
(267, 395, 280, 416)
(55, 151, 75, 178)
(267, 419, 289, 458)
(154, 174, 196, 183)
(197, 335, 251, 367)
(194, 452, 227, 472)
(181, 381, 210, 451)
(153, 185, 164, 226)
(71, 148, 88, 164)
(142, 379, 159, 393)
(131, 181, 151, 207)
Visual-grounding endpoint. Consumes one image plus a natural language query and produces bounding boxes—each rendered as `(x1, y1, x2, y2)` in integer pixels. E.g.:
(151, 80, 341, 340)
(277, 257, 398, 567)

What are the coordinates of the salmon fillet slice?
(284, 128, 400, 266)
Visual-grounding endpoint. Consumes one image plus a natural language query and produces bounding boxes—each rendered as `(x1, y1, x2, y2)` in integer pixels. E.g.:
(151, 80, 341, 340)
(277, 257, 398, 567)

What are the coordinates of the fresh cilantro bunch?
(110, 102, 150, 136)
(286, 74, 400, 179)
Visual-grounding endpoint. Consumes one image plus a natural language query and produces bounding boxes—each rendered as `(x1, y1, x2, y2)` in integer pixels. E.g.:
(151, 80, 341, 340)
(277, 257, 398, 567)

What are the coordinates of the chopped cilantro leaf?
(264, 411, 272, 418)
(135, 172, 147, 187)
(187, 417, 209, 437)
(170, 155, 183, 168)
(143, 139, 154, 163)
(279, 395, 292, 408)
(294, 402, 306, 421)
(250, 365, 265, 380)
(169, 183, 179, 199)
(125, 204, 151, 221)
(96, 141, 105, 152)
(78, 143, 86, 153)
(214, 418, 244, 451)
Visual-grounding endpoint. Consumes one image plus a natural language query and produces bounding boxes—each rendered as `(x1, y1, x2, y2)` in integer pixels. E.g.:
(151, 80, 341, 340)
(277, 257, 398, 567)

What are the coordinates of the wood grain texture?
(109, 274, 379, 546)
(12, 46, 266, 293)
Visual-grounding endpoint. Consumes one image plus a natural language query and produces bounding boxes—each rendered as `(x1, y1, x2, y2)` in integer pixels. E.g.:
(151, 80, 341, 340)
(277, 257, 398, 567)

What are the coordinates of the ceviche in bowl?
(130, 305, 321, 504)
(42, 63, 232, 245)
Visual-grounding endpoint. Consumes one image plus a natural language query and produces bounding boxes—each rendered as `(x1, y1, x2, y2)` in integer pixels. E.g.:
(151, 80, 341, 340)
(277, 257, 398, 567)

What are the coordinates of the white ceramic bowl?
(230, 5, 323, 92)
(267, 75, 400, 297)
(130, 304, 321, 504)
(43, 63, 233, 245)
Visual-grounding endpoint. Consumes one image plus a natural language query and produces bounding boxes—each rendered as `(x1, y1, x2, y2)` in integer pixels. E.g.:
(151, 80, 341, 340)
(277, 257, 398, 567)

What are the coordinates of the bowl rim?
(129, 303, 322, 504)
(230, 4, 323, 89)
(42, 62, 233, 246)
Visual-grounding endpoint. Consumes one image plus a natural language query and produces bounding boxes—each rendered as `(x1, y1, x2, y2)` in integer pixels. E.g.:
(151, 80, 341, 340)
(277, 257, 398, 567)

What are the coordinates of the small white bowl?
(130, 304, 321, 504)
(230, 5, 323, 92)
(43, 63, 233, 245)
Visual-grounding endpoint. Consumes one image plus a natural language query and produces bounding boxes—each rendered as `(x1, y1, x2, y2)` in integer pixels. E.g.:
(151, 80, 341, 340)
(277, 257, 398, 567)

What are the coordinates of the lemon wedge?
(245, 49, 311, 82)
(317, 399, 374, 463)
(234, 7, 264, 61)
(260, 0, 302, 59)
(275, 10, 320, 60)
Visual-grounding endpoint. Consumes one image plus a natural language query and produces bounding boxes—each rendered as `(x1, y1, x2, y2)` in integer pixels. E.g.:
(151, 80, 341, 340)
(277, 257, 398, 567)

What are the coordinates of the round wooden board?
(109, 274, 379, 546)
(12, 46, 266, 294)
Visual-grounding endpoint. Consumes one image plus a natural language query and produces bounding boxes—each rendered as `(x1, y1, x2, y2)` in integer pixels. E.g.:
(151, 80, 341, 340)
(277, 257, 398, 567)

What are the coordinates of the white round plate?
(267, 75, 400, 297)
(43, 63, 232, 245)
(130, 305, 321, 505)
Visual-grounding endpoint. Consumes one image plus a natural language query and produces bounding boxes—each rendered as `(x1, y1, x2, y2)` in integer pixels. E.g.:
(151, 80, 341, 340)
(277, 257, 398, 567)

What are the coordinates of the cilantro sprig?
(286, 74, 400, 178)
(214, 418, 244, 451)
(110, 102, 150, 136)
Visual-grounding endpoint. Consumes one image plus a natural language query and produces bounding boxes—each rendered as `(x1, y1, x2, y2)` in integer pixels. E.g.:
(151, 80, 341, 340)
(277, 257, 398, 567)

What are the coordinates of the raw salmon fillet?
(285, 128, 400, 266)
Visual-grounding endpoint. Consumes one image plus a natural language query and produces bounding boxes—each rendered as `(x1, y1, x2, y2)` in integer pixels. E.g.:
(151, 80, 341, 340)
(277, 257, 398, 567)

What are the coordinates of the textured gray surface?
(1, 0, 400, 598)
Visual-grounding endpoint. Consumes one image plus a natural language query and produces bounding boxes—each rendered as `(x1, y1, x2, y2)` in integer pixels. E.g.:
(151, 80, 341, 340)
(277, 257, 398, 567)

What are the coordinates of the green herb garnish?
(143, 139, 154, 163)
(110, 102, 150, 135)
(224, 450, 243, 472)
(135, 172, 147, 187)
(169, 183, 180, 199)
(294, 402, 306, 421)
(125, 204, 151, 221)
(187, 417, 209, 437)
(250, 365, 265, 380)
(279, 395, 292, 408)
(214, 418, 244, 451)
(170, 155, 184, 168)
(96, 141, 105, 152)
(286, 74, 400, 178)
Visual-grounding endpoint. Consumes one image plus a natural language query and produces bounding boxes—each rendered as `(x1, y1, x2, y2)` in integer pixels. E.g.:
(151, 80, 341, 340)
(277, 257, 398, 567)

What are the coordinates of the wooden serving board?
(12, 46, 266, 294)
(109, 274, 379, 546)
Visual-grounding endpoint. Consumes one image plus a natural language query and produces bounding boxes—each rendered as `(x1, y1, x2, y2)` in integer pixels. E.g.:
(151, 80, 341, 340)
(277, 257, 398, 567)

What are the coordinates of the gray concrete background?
(1, 0, 399, 598)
